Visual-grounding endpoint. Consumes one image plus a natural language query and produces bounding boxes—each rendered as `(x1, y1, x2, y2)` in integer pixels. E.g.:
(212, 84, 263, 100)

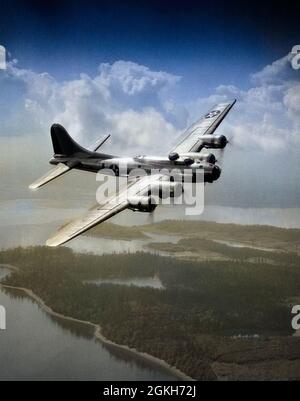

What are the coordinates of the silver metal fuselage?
(51, 154, 205, 173)
(50, 153, 221, 183)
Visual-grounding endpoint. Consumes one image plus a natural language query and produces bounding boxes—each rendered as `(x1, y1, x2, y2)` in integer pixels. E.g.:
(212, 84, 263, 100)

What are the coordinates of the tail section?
(29, 124, 88, 190)
(51, 124, 91, 156)
(29, 123, 114, 190)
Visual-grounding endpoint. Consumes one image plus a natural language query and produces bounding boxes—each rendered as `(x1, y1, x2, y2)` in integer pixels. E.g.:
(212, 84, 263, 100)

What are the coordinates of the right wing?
(46, 173, 165, 247)
(170, 100, 236, 155)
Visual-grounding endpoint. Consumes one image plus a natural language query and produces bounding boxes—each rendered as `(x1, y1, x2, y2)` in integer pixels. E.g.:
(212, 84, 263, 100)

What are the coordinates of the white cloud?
(1, 53, 300, 156)
(108, 108, 178, 154)
(189, 53, 300, 153)
(1, 60, 181, 154)
(98, 60, 179, 96)
(283, 84, 300, 113)
(2, 53, 300, 209)
(250, 54, 294, 85)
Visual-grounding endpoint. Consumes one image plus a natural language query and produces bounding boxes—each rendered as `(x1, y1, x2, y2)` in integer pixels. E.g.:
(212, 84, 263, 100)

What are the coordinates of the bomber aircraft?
(29, 100, 236, 246)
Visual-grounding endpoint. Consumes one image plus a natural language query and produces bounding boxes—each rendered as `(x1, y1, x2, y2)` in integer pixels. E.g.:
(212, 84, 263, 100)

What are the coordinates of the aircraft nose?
(212, 165, 222, 181)
(219, 135, 228, 149)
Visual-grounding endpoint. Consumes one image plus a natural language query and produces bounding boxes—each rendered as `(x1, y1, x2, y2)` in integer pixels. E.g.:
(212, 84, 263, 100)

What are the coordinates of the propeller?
(146, 210, 156, 225)
(217, 137, 231, 163)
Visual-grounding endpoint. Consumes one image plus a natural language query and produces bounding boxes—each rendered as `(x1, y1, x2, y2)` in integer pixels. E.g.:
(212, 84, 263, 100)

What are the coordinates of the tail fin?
(51, 124, 91, 156)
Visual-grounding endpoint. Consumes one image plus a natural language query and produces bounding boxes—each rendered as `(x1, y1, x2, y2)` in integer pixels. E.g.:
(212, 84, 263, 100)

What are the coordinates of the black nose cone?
(212, 165, 221, 181)
(207, 153, 216, 164)
(219, 135, 228, 149)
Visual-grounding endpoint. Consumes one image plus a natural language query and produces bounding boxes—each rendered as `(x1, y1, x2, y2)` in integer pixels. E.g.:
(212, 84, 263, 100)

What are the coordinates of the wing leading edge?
(46, 174, 165, 247)
(170, 100, 236, 155)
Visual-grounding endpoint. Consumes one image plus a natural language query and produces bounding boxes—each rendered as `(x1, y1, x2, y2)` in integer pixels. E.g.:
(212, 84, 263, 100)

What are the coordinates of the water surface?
(0, 268, 177, 381)
(84, 276, 165, 290)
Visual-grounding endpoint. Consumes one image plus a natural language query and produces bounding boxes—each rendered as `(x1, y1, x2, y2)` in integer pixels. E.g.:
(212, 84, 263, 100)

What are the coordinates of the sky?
(1, 1, 299, 92)
(0, 0, 300, 210)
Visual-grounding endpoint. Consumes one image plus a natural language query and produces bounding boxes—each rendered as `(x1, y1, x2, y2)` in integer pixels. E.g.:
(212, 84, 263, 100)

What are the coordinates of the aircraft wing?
(29, 163, 71, 190)
(46, 174, 165, 247)
(170, 100, 236, 154)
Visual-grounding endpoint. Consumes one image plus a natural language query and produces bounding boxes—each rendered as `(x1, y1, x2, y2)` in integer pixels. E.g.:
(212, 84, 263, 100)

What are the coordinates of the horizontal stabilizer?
(29, 163, 70, 190)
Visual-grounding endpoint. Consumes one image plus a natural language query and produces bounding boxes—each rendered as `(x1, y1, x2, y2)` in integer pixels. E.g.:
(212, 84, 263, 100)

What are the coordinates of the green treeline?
(1, 245, 300, 380)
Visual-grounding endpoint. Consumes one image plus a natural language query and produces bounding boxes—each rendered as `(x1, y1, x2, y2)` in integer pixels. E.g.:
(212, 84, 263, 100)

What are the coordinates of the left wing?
(46, 174, 165, 247)
(170, 100, 236, 155)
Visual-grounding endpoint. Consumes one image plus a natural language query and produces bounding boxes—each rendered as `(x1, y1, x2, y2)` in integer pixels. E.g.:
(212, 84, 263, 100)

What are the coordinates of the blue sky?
(1, 0, 299, 95)
(0, 0, 300, 209)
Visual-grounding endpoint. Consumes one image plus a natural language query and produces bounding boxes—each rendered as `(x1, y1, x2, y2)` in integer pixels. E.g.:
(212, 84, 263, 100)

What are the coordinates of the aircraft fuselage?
(50, 153, 221, 183)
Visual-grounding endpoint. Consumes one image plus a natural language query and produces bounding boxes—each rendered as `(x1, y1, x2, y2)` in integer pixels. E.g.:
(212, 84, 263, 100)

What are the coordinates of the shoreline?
(0, 273, 194, 381)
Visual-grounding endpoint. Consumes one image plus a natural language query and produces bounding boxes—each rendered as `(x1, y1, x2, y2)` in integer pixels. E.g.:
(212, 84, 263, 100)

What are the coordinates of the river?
(84, 276, 165, 290)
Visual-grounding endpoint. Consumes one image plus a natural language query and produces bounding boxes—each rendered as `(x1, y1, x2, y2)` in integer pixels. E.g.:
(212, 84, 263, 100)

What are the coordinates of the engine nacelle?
(128, 196, 157, 213)
(179, 152, 216, 164)
(168, 152, 180, 161)
(185, 163, 222, 183)
(203, 164, 222, 183)
(199, 135, 228, 149)
(150, 181, 183, 198)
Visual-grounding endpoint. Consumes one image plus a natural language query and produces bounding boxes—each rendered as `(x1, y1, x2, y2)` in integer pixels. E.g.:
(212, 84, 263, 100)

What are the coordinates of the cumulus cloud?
(98, 61, 179, 96)
(0, 60, 181, 154)
(189, 53, 300, 152)
(1, 53, 300, 156)
(250, 54, 294, 85)
(284, 84, 300, 113)
(108, 108, 178, 154)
